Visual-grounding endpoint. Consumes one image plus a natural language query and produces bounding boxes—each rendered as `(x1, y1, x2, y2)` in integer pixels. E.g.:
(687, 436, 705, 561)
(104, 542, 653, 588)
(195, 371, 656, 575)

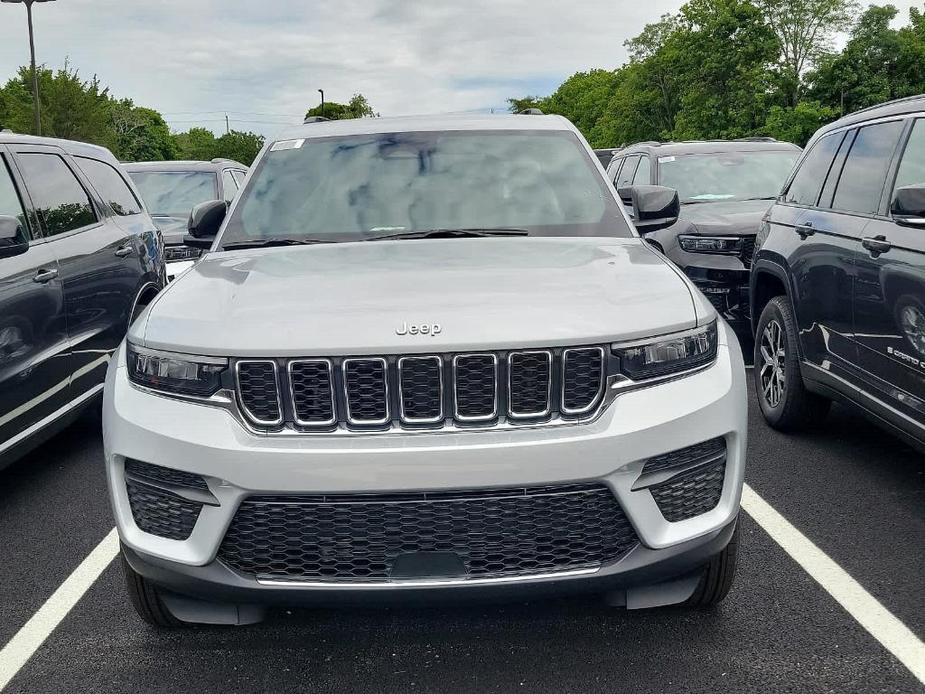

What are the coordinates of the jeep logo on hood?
(396, 321, 442, 337)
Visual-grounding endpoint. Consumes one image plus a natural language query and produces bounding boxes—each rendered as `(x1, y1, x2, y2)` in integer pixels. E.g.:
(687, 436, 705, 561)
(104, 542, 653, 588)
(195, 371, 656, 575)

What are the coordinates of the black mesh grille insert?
(125, 459, 208, 491)
(290, 360, 335, 425)
(741, 237, 756, 268)
(127, 480, 202, 540)
(344, 359, 389, 424)
(562, 348, 604, 414)
(237, 361, 281, 424)
(454, 355, 497, 420)
(219, 484, 639, 582)
(509, 351, 551, 417)
(650, 459, 726, 522)
(642, 438, 726, 476)
(399, 356, 442, 422)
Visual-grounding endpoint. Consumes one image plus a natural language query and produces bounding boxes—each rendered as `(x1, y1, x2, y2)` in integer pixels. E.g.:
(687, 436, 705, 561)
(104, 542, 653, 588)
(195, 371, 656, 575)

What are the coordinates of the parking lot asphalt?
(0, 379, 922, 694)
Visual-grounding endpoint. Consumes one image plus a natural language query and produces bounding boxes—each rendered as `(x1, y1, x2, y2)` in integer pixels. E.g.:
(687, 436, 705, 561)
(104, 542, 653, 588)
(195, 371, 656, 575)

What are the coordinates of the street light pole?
(2, 0, 56, 136)
(318, 89, 324, 118)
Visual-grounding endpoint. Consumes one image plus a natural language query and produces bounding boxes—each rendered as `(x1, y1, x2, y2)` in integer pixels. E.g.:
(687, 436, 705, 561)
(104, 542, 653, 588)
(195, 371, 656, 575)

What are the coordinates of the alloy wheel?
(759, 319, 786, 408)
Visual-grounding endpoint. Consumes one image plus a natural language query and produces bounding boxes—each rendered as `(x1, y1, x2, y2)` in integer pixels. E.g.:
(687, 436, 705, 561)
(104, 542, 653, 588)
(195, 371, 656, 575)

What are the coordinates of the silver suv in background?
(124, 159, 247, 279)
(104, 115, 746, 626)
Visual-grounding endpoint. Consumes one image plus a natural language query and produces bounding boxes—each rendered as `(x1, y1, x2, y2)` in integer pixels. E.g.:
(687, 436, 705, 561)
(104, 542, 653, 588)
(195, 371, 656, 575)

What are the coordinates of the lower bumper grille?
(218, 484, 638, 582)
(125, 460, 207, 540)
(650, 460, 726, 522)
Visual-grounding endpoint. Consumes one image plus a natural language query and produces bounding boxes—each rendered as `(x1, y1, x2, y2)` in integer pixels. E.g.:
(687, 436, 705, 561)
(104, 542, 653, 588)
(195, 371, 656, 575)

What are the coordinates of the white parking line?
(1, 491, 923, 690)
(0, 529, 119, 693)
(741, 484, 925, 685)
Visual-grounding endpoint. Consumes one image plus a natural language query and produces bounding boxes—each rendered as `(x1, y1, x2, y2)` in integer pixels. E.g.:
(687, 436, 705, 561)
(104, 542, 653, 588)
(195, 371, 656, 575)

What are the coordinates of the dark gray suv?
(124, 159, 247, 279)
(607, 139, 800, 328)
(0, 133, 165, 469)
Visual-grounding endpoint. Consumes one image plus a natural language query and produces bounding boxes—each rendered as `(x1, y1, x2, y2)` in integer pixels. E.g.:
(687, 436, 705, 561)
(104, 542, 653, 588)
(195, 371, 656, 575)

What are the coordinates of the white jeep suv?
(103, 114, 746, 626)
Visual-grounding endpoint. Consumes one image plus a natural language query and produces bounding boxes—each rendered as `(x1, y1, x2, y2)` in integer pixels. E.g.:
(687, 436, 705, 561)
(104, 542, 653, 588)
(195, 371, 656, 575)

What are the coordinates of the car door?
(10, 145, 141, 400)
(773, 129, 858, 374)
(0, 146, 71, 456)
(851, 116, 925, 426)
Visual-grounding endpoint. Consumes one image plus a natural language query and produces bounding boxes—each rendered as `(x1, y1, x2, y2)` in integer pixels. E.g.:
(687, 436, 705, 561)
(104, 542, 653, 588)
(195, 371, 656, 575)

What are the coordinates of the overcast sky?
(0, 0, 921, 140)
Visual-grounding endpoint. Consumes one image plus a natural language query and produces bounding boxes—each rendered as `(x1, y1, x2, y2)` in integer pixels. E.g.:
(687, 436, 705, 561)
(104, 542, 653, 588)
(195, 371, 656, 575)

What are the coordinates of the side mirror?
(0, 215, 28, 259)
(891, 184, 925, 227)
(618, 185, 680, 234)
(188, 199, 228, 239)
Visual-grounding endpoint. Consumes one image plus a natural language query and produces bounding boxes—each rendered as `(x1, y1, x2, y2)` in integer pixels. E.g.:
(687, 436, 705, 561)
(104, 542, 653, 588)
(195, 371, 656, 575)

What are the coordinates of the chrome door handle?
(794, 222, 815, 239)
(114, 245, 133, 258)
(32, 268, 58, 283)
(861, 235, 891, 255)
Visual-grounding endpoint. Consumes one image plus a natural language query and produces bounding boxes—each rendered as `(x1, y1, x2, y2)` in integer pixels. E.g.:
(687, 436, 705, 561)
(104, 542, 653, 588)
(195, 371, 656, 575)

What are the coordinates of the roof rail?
(517, 108, 544, 115)
(210, 158, 237, 164)
(303, 116, 330, 124)
(845, 93, 925, 119)
(0, 128, 12, 134)
(735, 136, 777, 142)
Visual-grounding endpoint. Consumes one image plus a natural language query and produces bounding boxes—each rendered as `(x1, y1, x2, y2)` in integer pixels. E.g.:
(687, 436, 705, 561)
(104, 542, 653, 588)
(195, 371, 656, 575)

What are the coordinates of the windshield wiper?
(220, 238, 333, 251)
(363, 228, 530, 242)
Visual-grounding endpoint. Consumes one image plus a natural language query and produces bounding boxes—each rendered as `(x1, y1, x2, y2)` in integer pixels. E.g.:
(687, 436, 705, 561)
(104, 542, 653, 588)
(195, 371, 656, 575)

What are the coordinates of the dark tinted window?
(893, 118, 925, 192)
(831, 121, 904, 214)
(616, 155, 640, 188)
(784, 133, 844, 206)
(0, 158, 29, 243)
(222, 170, 238, 202)
(17, 154, 96, 236)
(633, 155, 651, 184)
(76, 156, 142, 216)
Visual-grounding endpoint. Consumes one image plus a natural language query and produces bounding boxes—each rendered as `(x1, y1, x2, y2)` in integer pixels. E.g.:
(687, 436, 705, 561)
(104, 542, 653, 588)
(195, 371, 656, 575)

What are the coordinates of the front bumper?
(104, 321, 747, 604)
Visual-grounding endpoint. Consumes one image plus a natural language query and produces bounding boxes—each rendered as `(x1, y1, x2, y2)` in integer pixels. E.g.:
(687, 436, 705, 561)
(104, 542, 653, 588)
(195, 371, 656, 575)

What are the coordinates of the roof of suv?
(276, 113, 576, 140)
(616, 139, 801, 157)
(0, 132, 120, 163)
(123, 159, 247, 172)
(817, 93, 925, 134)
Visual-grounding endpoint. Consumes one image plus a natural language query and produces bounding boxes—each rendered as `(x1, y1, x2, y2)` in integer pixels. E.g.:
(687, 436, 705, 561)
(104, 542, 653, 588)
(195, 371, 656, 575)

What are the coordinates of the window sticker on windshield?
(658, 156, 675, 163)
(271, 139, 305, 152)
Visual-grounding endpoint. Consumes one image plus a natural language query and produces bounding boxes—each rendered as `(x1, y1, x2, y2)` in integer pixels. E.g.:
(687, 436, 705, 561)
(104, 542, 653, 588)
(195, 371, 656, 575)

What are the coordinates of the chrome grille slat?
(561, 347, 605, 415)
(507, 350, 552, 419)
(289, 359, 336, 427)
(398, 356, 444, 424)
(453, 354, 498, 422)
(234, 346, 608, 431)
(343, 358, 390, 426)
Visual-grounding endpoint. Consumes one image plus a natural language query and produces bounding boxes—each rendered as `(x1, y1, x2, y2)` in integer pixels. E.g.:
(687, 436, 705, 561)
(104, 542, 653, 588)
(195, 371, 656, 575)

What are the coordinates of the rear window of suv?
(223, 130, 631, 243)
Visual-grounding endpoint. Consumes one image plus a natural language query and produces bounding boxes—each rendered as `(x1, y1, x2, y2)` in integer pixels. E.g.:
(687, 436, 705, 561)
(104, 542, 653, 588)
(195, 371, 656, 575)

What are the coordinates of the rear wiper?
(363, 228, 530, 242)
(220, 238, 333, 251)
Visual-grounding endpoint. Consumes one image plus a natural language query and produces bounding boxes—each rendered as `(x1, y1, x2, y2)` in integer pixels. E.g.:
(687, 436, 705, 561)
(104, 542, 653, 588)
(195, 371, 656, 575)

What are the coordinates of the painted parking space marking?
(1, 489, 923, 691)
(741, 484, 925, 686)
(0, 529, 119, 693)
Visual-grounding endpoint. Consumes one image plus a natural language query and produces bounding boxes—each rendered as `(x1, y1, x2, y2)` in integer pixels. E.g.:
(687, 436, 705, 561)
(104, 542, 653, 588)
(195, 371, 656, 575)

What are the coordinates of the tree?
(305, 93, 376, 120)
(756, 0, 860, 106)
(762, 100, 838, 144)
(109, 101, 176, 161)
(171, 127, 218, 161)
(213, 130, 265, 165)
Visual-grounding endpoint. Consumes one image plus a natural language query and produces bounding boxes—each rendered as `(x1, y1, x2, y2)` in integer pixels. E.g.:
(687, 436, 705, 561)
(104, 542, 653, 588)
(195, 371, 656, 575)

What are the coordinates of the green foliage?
(508, 0, 925, 148)
(305, 93, 377, 120)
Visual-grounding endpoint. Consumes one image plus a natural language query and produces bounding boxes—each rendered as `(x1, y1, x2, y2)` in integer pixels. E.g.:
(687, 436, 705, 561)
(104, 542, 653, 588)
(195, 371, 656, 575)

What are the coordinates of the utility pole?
(318, 89, 325, 118)
(225, 113, 230, 134)
(1, 0, 56, 136)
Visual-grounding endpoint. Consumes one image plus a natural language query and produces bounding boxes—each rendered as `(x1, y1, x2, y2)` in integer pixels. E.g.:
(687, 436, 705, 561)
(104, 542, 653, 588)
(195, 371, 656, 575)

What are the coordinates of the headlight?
(613, 321, 717, 380)
(126, 343, 227, 396)
(678, 235, 743, 254)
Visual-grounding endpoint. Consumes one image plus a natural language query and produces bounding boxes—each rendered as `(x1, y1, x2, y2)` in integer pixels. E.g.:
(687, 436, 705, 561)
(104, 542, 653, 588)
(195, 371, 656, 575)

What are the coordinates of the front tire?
(684, 523, 739, 607)
(121, 551, 184, 628)
(754, 296, 830, 431)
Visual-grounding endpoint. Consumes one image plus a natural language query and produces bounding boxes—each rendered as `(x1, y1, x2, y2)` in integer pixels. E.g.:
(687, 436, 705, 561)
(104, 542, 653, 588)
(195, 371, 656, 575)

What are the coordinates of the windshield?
(221, 129, 630, 246)
(129, 171, 218, 217)
(657, 150, 799, 203)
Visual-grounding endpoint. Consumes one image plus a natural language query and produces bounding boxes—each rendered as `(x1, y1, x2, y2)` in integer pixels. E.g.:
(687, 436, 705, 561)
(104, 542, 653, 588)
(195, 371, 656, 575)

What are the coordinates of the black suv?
(124, 159, 247, 278)
(607, 140, 800, 327)
(753, 95, 925, 449)
(0, 133, 164, 468)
